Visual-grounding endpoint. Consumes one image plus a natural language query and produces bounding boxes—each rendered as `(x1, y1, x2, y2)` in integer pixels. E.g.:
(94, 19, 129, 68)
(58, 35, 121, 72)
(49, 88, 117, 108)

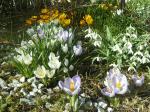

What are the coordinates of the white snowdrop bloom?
(69, 65, 74, 71)
(64, 58, 69, 66)
(33, 87, 38, 93)
(47, 69, 55, 78)
(61, 44, 68, 53)
(73, 44, 82, 56)
(112, 44, 122, 54)
(34, 65, 47, 78)
(116, 9, 123, 15)
(48, 52, 61, 69)
(20, 76, 25, 83)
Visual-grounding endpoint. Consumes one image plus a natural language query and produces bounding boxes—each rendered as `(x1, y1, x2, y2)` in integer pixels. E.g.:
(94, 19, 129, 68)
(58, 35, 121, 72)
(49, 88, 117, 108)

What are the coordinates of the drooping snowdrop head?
(73, 44, 82, 56)
(132, 74, 144, 87)
(58, 75, 81, 96)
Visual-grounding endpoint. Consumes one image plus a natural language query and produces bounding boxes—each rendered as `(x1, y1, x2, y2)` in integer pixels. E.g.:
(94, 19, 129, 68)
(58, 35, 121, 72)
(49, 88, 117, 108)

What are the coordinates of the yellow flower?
(80, 19, 86, 26)
(59, 13, 67, 20)
(41, 8, 49, 14)
(31, 16, 37, 21)
(37, 19, 44, 24)
(44, 19, 49, 23)
(40, 15, 50, 20)
(84, 15, 93, 25)
(25, 19, 32, 25)
(61, 19, 71, 27)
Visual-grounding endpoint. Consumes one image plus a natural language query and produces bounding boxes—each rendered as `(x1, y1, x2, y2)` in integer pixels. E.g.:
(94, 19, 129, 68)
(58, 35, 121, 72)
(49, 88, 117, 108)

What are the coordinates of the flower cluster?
(14, 20, 83, 84)
(25, 8, 71, 27)
(80, 14, 94, 26)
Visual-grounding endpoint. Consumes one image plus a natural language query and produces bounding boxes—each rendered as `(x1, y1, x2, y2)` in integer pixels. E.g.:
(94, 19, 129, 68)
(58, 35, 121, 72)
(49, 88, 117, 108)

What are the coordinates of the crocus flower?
(132, 74, 144, 87)
(48, 52, 61, 69)
(37, 28, 45, 38)
(101, 67, 128, 97)
(58, 75, 81, 95)
(57, 29, 72, 42)
(34, 65, 47, 78)
(73, 44, 82, 56)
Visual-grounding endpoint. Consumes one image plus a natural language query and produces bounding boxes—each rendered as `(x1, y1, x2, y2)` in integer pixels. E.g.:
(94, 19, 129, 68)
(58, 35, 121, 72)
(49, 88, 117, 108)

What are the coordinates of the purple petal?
(101, 87, 115, 97)
(64, 77, 72, 89)
(72, 88, 81, 95)
(58, 81, 64, 90)
(64, 87, 72, 95)
(72, 75, 81, 89)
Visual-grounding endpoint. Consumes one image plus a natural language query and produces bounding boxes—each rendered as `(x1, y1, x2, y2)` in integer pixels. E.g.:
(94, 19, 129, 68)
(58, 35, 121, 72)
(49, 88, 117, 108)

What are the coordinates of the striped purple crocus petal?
(101, 87, 115, 97)
(58, 75, 81, 96)
(132, 74, 144, 87)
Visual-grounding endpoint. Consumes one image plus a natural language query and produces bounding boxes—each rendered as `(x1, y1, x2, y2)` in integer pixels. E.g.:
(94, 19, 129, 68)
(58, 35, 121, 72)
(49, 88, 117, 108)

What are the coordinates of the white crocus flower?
(34, 66, 47, 78)
(47, 70, 55, 78)
(48, 52, 61, 69)
(116, 9, 123, 15)
(73, 44, 82, 56)
(61, 44, 68, 53)
(22, 53, 32, 65)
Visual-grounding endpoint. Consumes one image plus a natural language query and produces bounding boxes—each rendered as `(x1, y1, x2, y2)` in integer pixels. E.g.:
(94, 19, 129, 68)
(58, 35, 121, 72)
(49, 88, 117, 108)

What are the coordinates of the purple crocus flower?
(101, 67, 128, 97)
(57, 29, 72, 42)
(132, 74, 144, 87)
(58, 75, 81, 96)
(37, 28, 45, 38)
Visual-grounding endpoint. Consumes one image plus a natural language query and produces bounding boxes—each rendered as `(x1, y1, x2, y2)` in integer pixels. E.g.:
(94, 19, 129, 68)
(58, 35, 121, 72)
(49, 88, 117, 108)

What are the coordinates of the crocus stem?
(70, 95, 78, 112)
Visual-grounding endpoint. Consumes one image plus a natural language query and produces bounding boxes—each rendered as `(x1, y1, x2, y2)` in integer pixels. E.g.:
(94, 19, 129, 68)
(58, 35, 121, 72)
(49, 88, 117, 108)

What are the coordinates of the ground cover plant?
(0, 0, 150, 112)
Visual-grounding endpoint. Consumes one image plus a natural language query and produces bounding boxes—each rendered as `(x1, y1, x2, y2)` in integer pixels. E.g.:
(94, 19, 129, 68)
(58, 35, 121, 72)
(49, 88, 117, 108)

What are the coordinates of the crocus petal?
(101, 87, 115, 97)
(132, 75, 144, 87)
(72, 75, 81, 89)
(58, 81, 64, 90)
(72, 88, 81, 96)
(63, 87, 73, 95)
(64, 78, 72, 90)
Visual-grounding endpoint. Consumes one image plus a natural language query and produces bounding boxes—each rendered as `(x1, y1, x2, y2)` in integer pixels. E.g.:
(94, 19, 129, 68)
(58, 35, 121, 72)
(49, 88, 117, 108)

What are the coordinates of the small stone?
(98, 101, 107, 109)
(107, 107, 113, 112)
(20, 76, 25, 83)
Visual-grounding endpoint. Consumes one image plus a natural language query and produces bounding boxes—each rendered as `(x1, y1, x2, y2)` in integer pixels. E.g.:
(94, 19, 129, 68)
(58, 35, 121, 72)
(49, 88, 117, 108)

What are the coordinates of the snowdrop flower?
(132, 74, 144, 87)
(112, 44, 122, 54)
(48, 52, 61, 69)
(34, 65, 47, 78)
(62, 44, 68, 53)
(101, 67, 128, 97)
(73, 44, 82, 56)
(58, 75, 81, 95)
(116, 9, 123, 15)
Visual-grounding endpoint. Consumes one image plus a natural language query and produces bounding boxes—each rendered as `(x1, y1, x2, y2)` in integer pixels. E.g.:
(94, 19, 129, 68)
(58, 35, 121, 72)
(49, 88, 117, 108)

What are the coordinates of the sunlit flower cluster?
(80, 14, 94, 26)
